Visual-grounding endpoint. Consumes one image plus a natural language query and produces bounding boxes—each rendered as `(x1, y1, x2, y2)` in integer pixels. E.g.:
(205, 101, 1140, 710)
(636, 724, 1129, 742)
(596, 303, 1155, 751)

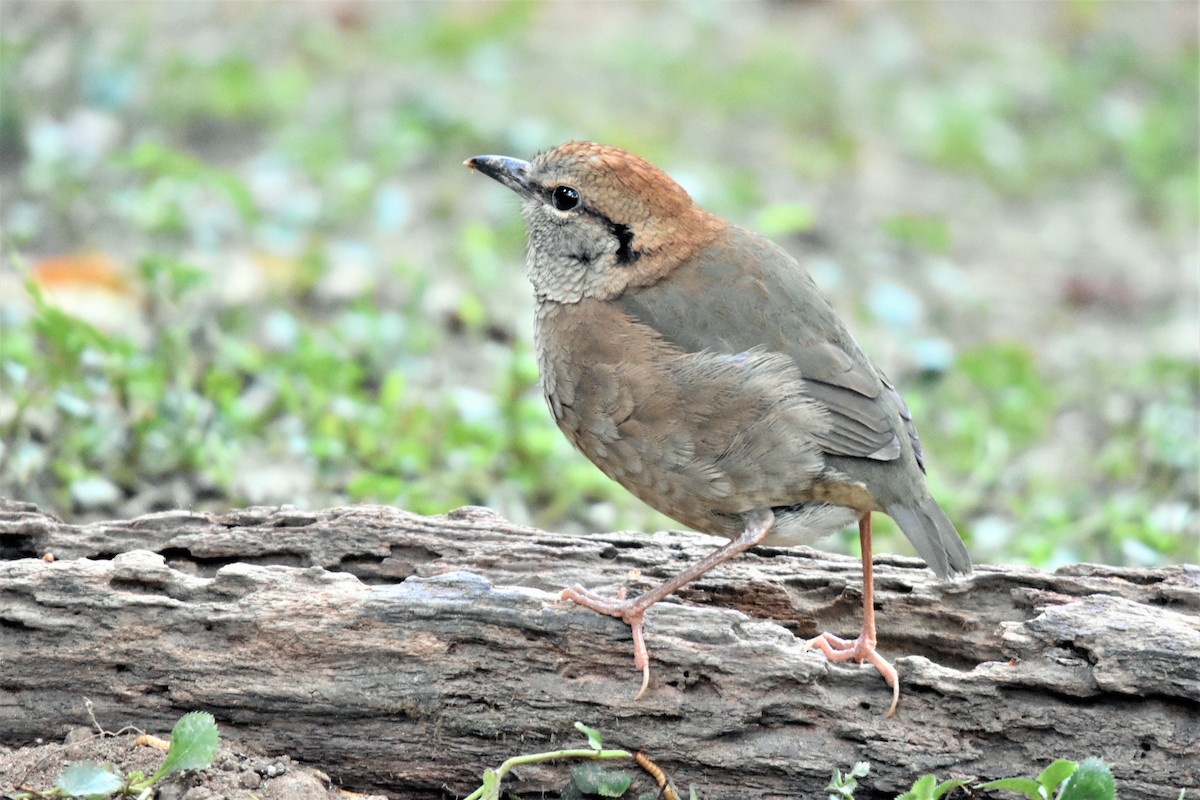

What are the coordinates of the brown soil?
(1, 726, 387, 800)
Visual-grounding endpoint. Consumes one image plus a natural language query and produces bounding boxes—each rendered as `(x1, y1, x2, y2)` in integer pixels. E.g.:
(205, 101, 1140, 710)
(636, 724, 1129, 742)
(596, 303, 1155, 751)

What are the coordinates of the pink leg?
(561, 509, 775, 699)
(806, 514, 901, 716)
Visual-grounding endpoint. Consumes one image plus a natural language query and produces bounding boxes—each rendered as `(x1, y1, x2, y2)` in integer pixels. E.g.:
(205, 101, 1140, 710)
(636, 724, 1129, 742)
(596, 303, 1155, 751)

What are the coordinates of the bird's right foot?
(560, 584, 653, 698)
(806, 629, 900, 716)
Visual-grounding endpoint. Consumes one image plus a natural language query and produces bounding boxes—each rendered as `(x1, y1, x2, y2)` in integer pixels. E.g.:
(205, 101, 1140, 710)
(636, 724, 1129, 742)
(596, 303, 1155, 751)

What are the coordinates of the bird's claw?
(806, 631, 901, 717)
(561, 585, 654, 700)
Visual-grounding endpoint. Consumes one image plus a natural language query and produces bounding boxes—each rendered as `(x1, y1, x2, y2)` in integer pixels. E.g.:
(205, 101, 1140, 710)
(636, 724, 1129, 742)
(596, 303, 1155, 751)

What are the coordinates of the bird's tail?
(886, 496, 971, 580)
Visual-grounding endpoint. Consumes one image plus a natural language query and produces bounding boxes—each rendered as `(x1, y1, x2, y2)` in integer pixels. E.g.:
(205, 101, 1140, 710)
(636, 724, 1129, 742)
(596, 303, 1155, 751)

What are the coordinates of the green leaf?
(826, 761, 869, 798)
(55, 761, 123, 797)
(571, 762, 633, 797)
(896, 774, 938, 800)
(933, 778, 971, 798)
(1036, 759, 1078, 792)
(150, 711, 219, 782)
(1057, 757, 1114, 800)
(976, 776, 1046, 799)
(575, 721, 604, 751)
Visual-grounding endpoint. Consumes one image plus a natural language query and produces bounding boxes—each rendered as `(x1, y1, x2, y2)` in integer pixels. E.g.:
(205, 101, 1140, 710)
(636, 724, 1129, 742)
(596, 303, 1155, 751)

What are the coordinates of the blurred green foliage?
(0, 1, 1196, 567)
(881, 216, 952, 255)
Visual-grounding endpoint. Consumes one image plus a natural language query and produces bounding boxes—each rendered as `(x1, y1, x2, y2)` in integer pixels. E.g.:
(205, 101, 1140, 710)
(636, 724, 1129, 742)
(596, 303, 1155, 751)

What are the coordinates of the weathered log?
(1, 500, 1197, 799)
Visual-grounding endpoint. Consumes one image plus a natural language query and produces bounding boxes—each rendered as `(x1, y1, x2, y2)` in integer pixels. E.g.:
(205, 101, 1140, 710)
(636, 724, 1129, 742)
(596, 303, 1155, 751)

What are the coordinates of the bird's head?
(466, 141, 720, 303)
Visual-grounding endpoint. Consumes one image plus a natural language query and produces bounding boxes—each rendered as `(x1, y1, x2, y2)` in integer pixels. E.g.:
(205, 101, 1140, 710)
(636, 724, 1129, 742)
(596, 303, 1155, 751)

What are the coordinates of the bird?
(465, 141, 971, 715)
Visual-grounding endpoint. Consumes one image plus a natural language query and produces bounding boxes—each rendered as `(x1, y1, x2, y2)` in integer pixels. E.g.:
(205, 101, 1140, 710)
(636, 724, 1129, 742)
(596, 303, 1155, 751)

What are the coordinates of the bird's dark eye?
(551, 185, 581, 211)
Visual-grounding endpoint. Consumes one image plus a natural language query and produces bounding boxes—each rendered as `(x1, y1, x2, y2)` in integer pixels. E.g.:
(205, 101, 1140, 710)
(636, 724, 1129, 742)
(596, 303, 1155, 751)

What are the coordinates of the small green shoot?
(979, 758, 1076, 799)
(827, 756, 1124, 800)
(147, 711, 221, 784)
(896, 774, 970, 800)
(45, 712, 219, 798)
(827, 761, 870, 799)
(463, 721, 633, 800)
(978, 757, 1116, 800)
(576, 720, 605, 751)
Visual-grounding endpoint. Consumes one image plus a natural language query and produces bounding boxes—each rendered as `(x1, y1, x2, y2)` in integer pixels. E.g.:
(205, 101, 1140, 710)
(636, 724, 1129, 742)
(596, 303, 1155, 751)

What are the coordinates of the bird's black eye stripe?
(612, 223, 637, 265)
(551, 185, 580, 211)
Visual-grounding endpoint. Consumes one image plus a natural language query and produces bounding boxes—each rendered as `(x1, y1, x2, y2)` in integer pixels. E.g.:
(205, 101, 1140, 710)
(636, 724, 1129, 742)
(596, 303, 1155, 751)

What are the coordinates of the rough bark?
(1, 500, 1197, 799)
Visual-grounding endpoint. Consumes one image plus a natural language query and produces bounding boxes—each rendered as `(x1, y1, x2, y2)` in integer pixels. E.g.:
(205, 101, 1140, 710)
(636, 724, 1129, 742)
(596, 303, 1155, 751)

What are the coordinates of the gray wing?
(617, 225, 909, 465)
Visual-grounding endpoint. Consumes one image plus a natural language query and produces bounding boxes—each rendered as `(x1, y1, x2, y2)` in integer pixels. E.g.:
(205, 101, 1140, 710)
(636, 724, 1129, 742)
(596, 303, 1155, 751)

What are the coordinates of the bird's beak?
(464, 155, 535, 199)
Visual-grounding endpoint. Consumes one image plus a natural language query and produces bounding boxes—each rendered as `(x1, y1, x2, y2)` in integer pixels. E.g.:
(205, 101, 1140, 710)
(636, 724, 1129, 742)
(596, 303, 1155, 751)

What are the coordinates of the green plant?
(895, 774, 970, 800)
(20, 711, 219, 799)
(978, 757, 1114, 800)
(464, 722, 632, 800)
(827, 761, 870, 799)
(827, 755, 1134, 800)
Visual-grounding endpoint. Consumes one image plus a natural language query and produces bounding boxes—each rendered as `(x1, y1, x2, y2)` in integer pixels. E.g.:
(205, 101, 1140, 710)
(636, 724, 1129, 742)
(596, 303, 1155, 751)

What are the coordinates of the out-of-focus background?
(0, 0, 1196, 568)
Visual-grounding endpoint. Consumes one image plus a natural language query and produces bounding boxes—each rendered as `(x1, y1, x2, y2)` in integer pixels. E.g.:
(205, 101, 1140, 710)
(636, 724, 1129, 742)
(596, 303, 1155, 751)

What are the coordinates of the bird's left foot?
(558, 511, 776, 701)
(560, 585, 652, 699)
(806, 630, 901, 716)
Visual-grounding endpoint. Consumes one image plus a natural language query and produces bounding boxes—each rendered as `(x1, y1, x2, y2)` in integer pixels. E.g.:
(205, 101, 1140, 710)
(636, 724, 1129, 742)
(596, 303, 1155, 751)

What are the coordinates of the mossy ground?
(1, 3, 1196, 579)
